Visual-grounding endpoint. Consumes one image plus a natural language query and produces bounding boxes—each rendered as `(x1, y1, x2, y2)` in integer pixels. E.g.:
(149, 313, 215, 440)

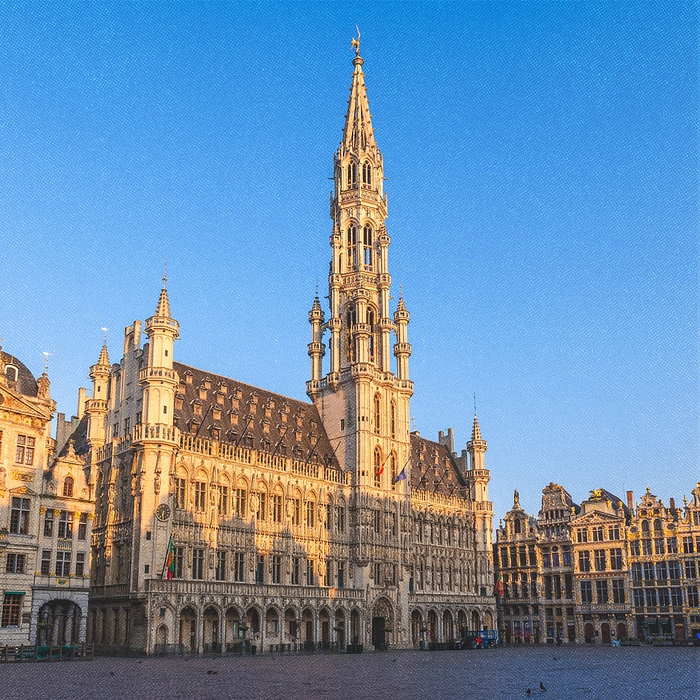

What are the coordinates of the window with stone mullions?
(215, 550, 226, 581)
(58, 511, 73, 539)
(192, 548, 205, 580)
(5, 553, 26, 574)
(10, 497, 30, 535)
(15, 435, 35, 465)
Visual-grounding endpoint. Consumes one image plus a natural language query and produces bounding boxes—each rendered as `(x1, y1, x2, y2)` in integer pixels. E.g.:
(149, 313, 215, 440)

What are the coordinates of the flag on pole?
(164, 535, 175, 580)
(495, 572, 504, 597)
(393, 463, 408, 483)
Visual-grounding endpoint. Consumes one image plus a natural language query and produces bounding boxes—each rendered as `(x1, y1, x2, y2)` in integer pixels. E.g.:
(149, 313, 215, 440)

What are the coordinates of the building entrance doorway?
(372, 617, 386, 650)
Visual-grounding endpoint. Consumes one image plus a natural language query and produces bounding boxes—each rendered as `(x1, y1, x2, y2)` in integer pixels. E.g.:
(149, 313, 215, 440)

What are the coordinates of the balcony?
(133, 423, 179, 445)
(138, 367, 179, 385)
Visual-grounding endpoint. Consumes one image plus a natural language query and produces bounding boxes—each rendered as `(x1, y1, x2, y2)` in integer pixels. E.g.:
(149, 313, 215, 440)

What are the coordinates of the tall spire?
(341, 35, 376, 152)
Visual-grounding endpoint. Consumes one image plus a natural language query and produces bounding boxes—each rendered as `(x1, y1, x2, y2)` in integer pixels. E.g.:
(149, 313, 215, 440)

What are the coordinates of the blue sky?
(0, 1, 697, 523)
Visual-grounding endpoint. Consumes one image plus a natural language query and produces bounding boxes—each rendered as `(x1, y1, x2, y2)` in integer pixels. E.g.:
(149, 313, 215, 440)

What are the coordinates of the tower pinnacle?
(341, 40, 376, 152)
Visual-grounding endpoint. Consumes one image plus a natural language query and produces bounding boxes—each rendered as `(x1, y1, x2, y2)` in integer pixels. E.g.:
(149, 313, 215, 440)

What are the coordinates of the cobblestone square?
(2, 646, 698, 700)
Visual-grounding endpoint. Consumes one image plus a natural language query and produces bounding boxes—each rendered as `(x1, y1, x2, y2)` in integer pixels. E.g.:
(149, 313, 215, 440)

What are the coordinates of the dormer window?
(216, 393, 225, 405)
(193, 401, 203, 416)
(218, 382, 228, 394)
(175, 396, 184, 411)
(213, 407, 222, 421)
(5, 365, 18, 382)
(203, 377, 212, 390)
(198, 387, 207, 400)
(63, 476, 74, 497)
(185, 371, 193, 384)
(362, 162, 371, 185)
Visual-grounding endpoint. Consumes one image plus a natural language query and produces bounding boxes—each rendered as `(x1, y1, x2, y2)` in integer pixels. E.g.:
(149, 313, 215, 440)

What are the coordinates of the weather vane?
(42, 351, 52, 372)
(351, 26, 361, 56)
(163, 258, 168, 288)
(101, 327, 109, 344)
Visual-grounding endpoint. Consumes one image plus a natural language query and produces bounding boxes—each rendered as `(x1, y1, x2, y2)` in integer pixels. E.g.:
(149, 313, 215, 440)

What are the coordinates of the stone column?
(64, 603, 75, 645)
(52, 606, 63, 645)
(79, 611, 88, 643)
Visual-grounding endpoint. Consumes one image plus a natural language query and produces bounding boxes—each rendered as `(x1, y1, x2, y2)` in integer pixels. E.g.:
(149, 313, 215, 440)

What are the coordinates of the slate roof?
(1, 351, 39, 397)
(173, 362, 341, 470)
(409, 433, 468, 498)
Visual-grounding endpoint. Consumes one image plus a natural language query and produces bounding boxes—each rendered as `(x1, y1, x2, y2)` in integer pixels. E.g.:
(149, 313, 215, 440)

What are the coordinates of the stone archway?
(37, 600, 82, 646)
(483, 610, 493, 630)
(471, 610, 480, 632)
(179, 607, 197, 653)
(350, 609, 361, 646)
(457, 610, 467, 642)
(319, 608, 331, 649)
(443, 610, 454, 643)
(285, 608, 298, 647)
(334, 609, 346, 649)
(411, 610, 423, 648)
(225, 607, 241, 651)
(301, 608, 314, 651)
(156, 623, 169, 650)
(427, 610, 438, 645)
(203, 606, 219, 653)
(371, 597, 394, 650)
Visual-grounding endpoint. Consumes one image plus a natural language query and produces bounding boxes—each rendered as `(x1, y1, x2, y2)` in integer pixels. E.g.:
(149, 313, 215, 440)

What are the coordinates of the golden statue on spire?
(351, 26, 361, 56)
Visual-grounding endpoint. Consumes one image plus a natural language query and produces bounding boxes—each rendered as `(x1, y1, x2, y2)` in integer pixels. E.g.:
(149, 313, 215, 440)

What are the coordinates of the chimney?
(626, 490, 634, 512)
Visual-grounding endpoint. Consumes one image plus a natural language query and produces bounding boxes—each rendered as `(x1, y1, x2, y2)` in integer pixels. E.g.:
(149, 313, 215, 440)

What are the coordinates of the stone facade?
(80, 47, 496, 655)
(0, 350, 94, 647)
(496, 483, 700, 644)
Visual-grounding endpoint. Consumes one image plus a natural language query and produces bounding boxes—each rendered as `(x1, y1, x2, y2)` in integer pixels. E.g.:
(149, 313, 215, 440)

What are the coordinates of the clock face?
(155, 504, 171, 521)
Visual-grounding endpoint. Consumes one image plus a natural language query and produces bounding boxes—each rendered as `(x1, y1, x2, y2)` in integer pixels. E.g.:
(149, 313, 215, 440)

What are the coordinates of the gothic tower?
(307, 43, 413, 494)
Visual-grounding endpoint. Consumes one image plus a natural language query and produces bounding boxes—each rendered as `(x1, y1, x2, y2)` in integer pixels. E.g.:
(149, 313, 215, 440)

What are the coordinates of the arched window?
(63, 476, 74, 497)
(373, 394, 381, 434)
(367, 309, 375, 360)
(347, 161, 357, 187)
(363, 225, 373, 268)
(362, 162, 372, 185)
(346, 303, 356, 329)
(653, 519, 663, 535)
(347, 226, 357, 270)
(374, 447, 383, 488)
(641, 520, 650, 535)
(390, 401, 396, 439)
(5, 366, 18, 382)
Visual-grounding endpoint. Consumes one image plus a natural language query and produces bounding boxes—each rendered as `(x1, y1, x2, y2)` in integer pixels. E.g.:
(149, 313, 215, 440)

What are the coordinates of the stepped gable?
(410, 433, 467, 498)
(58, 414, 89, 458)
(173, 362, 341, 469)
(1, 351, 39, 397)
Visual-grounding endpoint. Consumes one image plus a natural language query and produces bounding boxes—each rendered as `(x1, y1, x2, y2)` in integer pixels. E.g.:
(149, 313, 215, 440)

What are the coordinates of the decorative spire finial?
(163, 258, 168, 289)
(101, 327, 108, 344)
(42, 351, 51, 373)
(351, 26, 361, 56)
(473, 392, 477, 417)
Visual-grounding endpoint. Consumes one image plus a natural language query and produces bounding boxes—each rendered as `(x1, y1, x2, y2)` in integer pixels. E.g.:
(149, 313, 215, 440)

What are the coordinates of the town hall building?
(78, 45, 496, 654)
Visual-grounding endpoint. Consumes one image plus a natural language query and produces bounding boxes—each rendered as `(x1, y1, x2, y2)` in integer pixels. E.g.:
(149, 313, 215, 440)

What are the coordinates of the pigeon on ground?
(540, 681, 547, 692)
(526, 690, 531, 697)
